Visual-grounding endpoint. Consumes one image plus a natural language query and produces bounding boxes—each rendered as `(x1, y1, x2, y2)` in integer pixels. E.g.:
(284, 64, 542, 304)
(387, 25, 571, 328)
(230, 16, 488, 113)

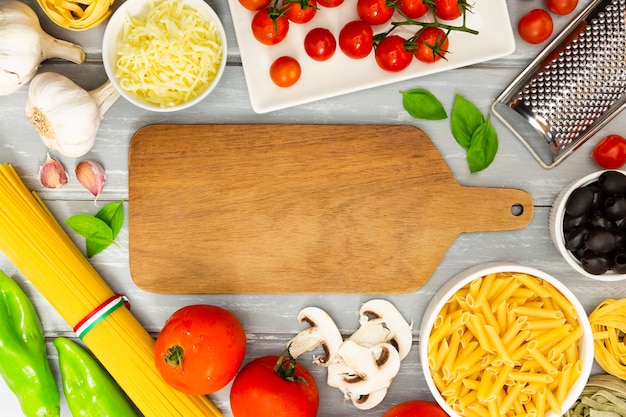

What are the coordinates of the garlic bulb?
(25, 72, 120, 158)
(0, 0, 85, 95)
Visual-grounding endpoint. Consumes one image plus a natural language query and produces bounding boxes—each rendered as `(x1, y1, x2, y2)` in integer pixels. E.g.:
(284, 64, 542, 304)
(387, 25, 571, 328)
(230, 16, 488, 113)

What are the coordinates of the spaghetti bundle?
(0, 164, 222, 417)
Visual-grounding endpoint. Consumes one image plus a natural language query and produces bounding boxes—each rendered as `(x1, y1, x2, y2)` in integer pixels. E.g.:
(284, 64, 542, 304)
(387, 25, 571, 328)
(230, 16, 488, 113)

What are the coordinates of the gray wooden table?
(2, 0, 625, 415)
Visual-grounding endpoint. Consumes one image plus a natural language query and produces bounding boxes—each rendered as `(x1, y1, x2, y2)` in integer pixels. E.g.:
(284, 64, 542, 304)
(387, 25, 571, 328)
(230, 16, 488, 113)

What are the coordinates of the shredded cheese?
(115, 0, 223, 108)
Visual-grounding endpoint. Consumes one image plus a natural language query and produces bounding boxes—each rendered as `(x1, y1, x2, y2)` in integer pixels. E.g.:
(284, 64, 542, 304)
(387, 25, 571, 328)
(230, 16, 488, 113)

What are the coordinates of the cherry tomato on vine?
(412, 26, 449, 63)
(518, 9, 553, 44)
(230, 354, 319, 417)
(304, 28, 336, 61)
(546, 0, 578, 15)
(251, 7, 290, 45)
(375, 35, 412, 72)
(239, 0, 271, 11)
(270, 56, 301, 87)
(592, 134, 626, 169)
(434, 0, 463, 20)
(396, 0, 429, 19)
(154, 305, 246, 395)
(317, 0, 344, 7)
(382, 400, 448, 417)
(285, 0, 317, 24)
(357, 0, 395, 25)
(339, 20, 374, 59)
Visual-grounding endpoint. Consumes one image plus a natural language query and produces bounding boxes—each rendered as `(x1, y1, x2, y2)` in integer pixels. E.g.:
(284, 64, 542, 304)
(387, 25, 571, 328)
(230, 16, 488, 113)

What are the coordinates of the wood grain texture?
(128, 124, 533, 293)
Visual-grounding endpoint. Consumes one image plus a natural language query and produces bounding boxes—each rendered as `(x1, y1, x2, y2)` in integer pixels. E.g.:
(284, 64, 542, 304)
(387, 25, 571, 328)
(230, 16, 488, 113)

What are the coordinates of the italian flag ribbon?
(73, 294, 130, 339)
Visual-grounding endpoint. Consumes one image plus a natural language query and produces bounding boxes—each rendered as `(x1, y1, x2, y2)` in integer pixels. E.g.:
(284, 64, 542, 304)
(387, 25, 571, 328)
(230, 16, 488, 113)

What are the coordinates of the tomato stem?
(274, 347, 308, 384)
(164, 344, 185, 371)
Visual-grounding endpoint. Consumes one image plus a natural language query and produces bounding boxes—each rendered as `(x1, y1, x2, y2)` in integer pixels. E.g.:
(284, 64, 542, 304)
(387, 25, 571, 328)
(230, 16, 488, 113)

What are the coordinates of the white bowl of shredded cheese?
(419, 262, 593, 417)
(102, 0, 226, 112)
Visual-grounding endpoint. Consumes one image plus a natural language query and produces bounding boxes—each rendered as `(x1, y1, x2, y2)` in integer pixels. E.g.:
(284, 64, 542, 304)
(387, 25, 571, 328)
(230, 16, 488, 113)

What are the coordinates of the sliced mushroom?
(286, 306, 342, 365)
(327, 340, 401, 397)
(350, 299, 413, 360)
(351, 388, 389, 410)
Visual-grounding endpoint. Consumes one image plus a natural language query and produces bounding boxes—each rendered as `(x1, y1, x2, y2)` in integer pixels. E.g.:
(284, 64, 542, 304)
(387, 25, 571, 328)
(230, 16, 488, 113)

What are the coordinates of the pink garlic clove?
(39, 153, 68, 188)
(75, 159, 106, 201)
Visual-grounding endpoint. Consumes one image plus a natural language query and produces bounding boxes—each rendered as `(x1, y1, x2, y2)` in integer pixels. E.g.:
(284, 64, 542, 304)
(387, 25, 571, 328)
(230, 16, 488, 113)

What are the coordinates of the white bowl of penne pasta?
(419, 262, 593, 417)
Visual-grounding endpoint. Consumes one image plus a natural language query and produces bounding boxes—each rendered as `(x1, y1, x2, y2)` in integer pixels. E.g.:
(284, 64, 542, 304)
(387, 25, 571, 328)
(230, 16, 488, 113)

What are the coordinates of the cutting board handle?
(452, 186, 533, 233)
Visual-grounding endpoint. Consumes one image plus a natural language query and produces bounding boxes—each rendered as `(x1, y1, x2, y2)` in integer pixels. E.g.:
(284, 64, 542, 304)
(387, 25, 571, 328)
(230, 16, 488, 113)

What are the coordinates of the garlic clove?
(75, 160, 106, 201)
(39, 153, 68, 188)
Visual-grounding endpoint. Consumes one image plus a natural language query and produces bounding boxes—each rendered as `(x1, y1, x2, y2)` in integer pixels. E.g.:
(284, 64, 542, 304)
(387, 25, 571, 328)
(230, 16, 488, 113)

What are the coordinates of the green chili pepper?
(53, 337, 139, 417)
(0, 270, 60, 417)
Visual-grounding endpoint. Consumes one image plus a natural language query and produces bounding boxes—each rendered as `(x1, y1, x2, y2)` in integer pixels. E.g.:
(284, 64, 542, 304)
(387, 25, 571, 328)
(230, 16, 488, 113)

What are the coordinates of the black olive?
(565, 187, 594, 217)
(613, 252, 626, 274)
(586, 183, 606, 211)
(614, 233, 626, 249)
(563, 213, 588, 232)
(598, 171, 626, 195)
(589, 211, 616, 230)
(604, 197, 626, 221)
(565, 227, 589, 251)
(581, 253, 611, 275)
(584, 229, 617, 253)
(571, 246, 588, 261)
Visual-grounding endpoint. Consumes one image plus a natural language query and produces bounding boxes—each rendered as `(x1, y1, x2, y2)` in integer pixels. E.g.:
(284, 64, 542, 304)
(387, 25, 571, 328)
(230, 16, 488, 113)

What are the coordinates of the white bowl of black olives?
(551, 170, 626, 280)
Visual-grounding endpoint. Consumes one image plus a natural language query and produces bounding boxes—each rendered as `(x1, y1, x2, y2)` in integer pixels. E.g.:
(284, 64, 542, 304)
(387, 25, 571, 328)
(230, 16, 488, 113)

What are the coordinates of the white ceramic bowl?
(102, 0, 227, 112)
(419, 262, 593, 417)
(550, 170, 626, 281)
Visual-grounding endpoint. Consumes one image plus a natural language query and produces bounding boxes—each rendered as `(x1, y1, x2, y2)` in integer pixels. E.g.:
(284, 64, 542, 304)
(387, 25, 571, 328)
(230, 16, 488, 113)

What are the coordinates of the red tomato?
(396, 0, 429, 19)
(383, 400, 448, 417)
(251, 7, 290, 45)
(375, 35, 412, 72)
(339, 20, 374, 59)
(412, 26, 449, 63)
(592, 134, 626, 169)
(317, 0, 343, 7)
(270, 56, 301, 87)
(547, 0, 578, 14)
(357, 0, 395, 25)
(434, 0, 462, 20)
(285, 0, 317, 24)
(238, 0, 271, 11)
(154, 305, 246, 395)
(518, 9, 553, 44)
(304, 28, 336, 61)
(230, 355, 319, 417)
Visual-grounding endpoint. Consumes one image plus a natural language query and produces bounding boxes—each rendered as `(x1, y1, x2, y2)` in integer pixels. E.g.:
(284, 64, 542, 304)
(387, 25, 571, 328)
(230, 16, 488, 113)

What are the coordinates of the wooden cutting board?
(128, 124, 533, 294)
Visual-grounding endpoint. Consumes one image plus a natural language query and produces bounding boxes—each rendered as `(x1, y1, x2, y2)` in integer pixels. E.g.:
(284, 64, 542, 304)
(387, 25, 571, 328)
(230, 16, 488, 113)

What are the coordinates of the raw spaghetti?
(0, 164, 222, 417)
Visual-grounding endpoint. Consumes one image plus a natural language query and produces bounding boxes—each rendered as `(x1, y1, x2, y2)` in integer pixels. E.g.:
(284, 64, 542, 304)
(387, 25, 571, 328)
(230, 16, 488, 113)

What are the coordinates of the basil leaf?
(451, 94, 484, 150)
(401, 88, 447, 120)
(466, 115, 498, 173)
(65, 214, 114, 246)
(95, 200, 125, 239)
(85, 239, 111, 258)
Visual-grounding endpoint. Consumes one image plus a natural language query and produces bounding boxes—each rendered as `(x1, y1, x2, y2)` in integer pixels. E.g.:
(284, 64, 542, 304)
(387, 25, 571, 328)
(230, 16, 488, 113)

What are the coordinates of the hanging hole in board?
(511, 204, 525, 217)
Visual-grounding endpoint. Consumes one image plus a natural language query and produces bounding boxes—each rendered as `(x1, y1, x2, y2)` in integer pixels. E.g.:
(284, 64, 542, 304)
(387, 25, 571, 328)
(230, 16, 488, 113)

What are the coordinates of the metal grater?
(491, 0, 626, 169)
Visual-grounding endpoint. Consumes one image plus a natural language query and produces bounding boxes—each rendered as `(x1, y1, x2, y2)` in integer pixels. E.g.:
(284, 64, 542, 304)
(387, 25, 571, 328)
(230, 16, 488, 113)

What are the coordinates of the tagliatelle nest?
(589, 298, 626, 379)
(37, 0, 113, 30)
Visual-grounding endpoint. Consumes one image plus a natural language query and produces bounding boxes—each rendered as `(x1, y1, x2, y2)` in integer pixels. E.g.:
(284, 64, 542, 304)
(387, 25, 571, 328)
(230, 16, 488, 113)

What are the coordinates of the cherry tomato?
(339, 20, 374, 59)
(357, 0, 395, 25)
(238, 0, 271, 11)
(396, 0, 429, 19)
(375, 35, 412, 72)
(518, 9, 553, 44)
(434, 0, 462, 20)
(285, 0, 317, 24)
(251, 7, 290, 45)
(230, 354, 319, 417)
(270, 56, 301, 87)
(383, 400, 448, 417)
(592, 134, 626, 169)
(317, 0, 343, 7)
(304, 28, 336, 61)
(412, 26, 449, 63)
(547, 0, 578, 14)
(154, 304, 246, 395)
